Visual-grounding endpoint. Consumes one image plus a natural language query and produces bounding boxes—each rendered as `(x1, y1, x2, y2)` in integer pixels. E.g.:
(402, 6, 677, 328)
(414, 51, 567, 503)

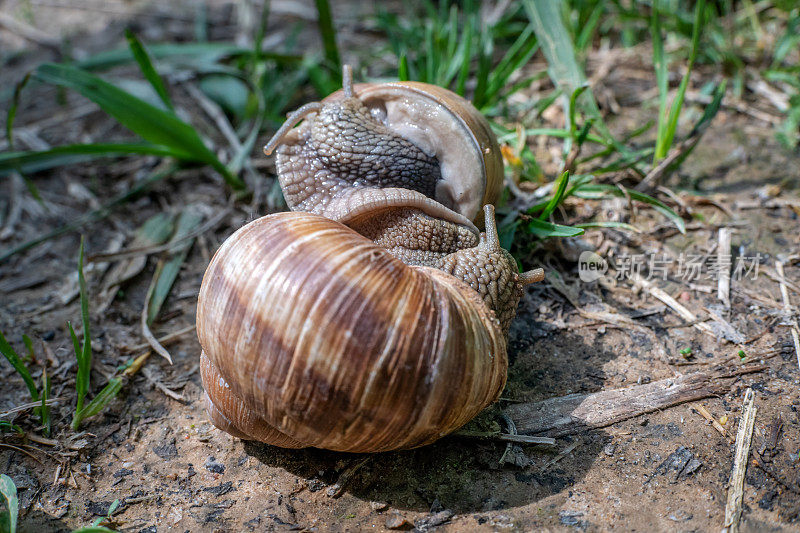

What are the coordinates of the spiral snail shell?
(197, 67, 543, 452)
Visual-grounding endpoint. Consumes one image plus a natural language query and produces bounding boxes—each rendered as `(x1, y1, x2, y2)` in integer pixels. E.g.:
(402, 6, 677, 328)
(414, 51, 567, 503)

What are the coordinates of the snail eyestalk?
(342, 64, 354, 98)
(481, 204, 501, 251)
(519, 268, 545, 285)
(263, 102, 323, 156)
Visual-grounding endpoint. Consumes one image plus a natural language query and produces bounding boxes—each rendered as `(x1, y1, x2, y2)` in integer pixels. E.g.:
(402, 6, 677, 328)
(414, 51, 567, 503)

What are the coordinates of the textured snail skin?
(349, 207, 479, 268)
(196, 212, 508, 452)
(277, 96, 443, 209)
(325, 81, 505, 222)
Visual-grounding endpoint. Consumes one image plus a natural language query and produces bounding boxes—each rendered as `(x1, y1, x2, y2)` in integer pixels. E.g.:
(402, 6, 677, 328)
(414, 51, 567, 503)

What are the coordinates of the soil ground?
(1, 2, 799, 532)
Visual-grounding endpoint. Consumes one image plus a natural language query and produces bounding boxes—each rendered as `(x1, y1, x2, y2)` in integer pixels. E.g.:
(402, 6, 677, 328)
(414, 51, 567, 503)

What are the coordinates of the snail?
(196, 67, 544, 453)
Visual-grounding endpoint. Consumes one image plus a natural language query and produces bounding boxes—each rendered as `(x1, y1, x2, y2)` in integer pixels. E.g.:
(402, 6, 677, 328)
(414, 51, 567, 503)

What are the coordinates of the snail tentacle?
(342, 64, 353, 98)
(263, 102, 323, 156)
(520, 268, 546, 285)
(481, 204, 501, 251)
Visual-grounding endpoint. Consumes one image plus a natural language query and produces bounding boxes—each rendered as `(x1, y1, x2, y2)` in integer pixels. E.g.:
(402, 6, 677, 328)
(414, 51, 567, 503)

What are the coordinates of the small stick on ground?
(775, 261, 800, 372)
(723, 388, 757, 533)
(125, 325, 196, 354)
(762, 268, 800, 297)
(454, 431, 556, 447)
(632, 276, 715, 338)
(717, 228, 732, 308)
(0, 11, 60, 49)
(141, 367, 185, 402)
(497, 413, 517, 465)
(326, 457, 370, 498)
(506, 365, 763, 436)
(694, 403, 730, 441)
(541, 440, 579, 472)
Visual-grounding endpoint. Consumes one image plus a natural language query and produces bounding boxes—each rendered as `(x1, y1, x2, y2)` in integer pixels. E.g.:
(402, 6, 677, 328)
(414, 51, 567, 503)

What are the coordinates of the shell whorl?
(196, 212, 507, 452)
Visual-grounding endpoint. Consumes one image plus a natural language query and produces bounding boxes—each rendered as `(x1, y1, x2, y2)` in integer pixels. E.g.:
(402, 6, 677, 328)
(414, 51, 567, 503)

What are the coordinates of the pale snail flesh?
(197, 67, 544, 452)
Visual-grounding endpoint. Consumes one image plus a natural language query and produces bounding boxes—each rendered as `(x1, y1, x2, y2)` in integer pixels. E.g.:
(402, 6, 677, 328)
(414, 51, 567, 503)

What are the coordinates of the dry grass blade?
(0, 11, 59, 48)
(454, 431, 556, 446)
(146, 209, 204, 325)
(695, 403, 730, 441)
(141, 261, 174, 365)
(775, 261, 800, 371)
(0, 398, 60, 419)
(542, 440, 580, 472)
(718, 228, 732, 308)
(633, 276, 715, 338)
(722, 388, 757, 533)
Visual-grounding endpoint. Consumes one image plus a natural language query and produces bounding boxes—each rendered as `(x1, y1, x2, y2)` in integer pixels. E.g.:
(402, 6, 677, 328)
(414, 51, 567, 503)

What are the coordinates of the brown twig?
(775, 261, 800, 372)
(717, 228, 732, 309)
(632, 276, 716, 338)
(506, 365, 763, 436)
(723, 388, 756, 533)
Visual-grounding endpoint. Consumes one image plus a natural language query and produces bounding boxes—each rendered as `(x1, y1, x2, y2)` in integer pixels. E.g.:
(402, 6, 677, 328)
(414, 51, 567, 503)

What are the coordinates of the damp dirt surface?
(1, 2, 800, 532)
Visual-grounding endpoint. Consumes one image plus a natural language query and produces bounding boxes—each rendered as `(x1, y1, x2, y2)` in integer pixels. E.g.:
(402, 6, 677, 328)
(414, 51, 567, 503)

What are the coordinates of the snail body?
(197, 67, 543, 452)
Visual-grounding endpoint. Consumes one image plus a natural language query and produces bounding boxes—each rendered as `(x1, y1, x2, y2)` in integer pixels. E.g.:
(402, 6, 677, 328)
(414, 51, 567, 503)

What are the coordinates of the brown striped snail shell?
(197, 67, 543, 452)
(197, 208, 542, 452)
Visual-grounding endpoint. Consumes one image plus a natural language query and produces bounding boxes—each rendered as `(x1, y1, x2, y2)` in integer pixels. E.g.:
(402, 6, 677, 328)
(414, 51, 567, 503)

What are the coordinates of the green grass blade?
(455, 15, 473, 95)
(527, 218, 584, 239)
(497, 127, 610, 147)
(575, 184, 686, 233)
(524, 173, 594, 216)
(5, 72, 31, 150)
(74, 377, 123, 423)
(564, 84, 589, 156)
(0, 474, 18, 533)
(314, 0, 341, 76)
(398, 53, 409, 81)
(485, 27, 539, 105)
(33, 63, 244, 189)
(76, 42, 250, 71)
(575, 221, 641, 232)
(21, 335, 34, 362)
(125, 30, 174, 112)
(0, 331, 39, 401)
(40, 368, 51, 437)
(575, 2, 604, 53)
(0, 143, 178, 176)
(538, 171, 571, 220)
(523, 0, 640, 173)
(67, 322, 80, 365)
(0, 422, 24, 435)
(654, 0, 705, 161)
(146, 209, 204, 325)
(651, 0, 669, 159)
(71, 236, 92, 430)
(5, 73, 42, 203)
(688, 80, 727, 137)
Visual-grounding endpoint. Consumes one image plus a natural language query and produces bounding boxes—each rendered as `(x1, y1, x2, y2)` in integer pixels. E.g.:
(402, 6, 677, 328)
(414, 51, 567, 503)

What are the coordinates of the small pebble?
(385, 513, 411, 529)
(204, 456, 225, 474)
(370, 501, 388, 512)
